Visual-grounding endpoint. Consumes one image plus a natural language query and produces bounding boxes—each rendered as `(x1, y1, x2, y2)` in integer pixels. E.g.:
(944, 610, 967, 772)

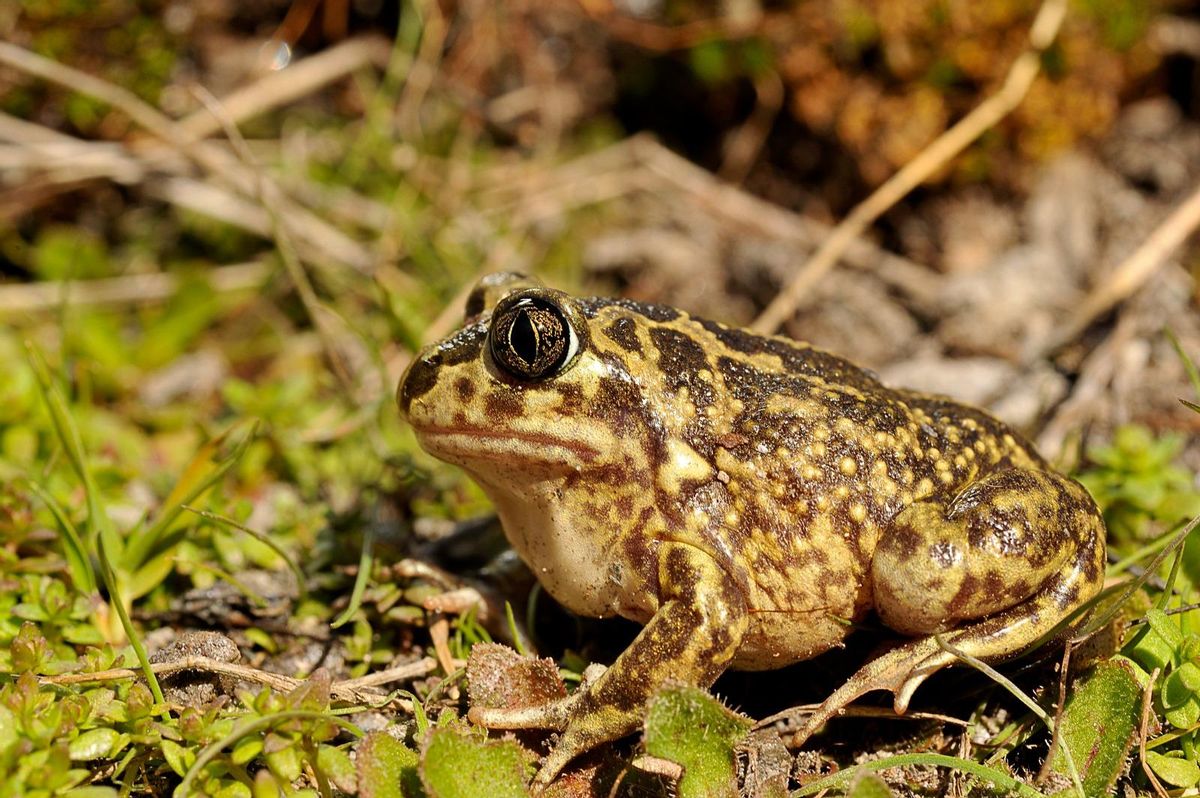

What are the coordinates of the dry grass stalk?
(175, 36, 394, 141)
(1041, 180, 1200, 356)
(190, 85, 361, 392)
(0, 262, 269, 315)
(750, 0, 1069, 334)
(0, 41, 374, 274)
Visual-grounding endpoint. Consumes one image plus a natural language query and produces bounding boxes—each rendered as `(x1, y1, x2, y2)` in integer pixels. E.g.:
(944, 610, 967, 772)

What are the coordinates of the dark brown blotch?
(484, 390, 525, 421)
(651, 327, 715, 408)
(578, 297, 679, 322)
(440, 324, 488, 367)
(947, 573, 981, 618)
(592, 371, 647, 438)
(699, 318, 880, 390)
(398, 358, 439, 413)
(604, 317, 642, 353)
(555, 382, 585, 415)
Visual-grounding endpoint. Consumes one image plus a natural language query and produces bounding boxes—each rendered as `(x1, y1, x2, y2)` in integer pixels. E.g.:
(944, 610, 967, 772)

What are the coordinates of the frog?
(396, 272, 1106, 787)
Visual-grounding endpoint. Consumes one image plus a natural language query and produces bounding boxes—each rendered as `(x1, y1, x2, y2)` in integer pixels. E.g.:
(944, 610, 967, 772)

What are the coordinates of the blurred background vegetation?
(2, 1, 1200, 796)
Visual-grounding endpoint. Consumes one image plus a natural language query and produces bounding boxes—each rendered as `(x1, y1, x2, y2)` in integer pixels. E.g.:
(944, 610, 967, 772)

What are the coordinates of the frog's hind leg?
(791, 468, 1105, 747)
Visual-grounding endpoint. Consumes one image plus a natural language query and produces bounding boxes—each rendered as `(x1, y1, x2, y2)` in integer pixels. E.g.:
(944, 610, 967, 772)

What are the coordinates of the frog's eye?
(489, 295, 580, 380)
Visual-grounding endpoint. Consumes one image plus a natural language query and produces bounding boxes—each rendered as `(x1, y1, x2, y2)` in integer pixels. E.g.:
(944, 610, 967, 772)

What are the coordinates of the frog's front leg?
(792, 468, 1105, 746)
(470, 541, 749, 788)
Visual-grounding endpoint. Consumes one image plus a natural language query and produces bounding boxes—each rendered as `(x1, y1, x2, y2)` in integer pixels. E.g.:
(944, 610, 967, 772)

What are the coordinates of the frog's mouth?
(413, 424, 601, 468)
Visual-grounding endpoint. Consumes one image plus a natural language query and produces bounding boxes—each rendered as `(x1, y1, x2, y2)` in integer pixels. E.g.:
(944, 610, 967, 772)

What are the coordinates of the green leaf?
(1124, 617, 1176, 672)
(1164, 696, 1200, 729)
(265, 742, 302, 782)
(64, 787, 120, 798)
(420, 725, 528, 798)
(124, 419, 258, 574)
(1048, 659, 1141, 796)
(31, 226, 110, 280)
(1162, 664, 1200, 729)
(231, 736, 264, 765)
(0, 704, 17, 754)
(11, 622, 49, 673)
(643, 683, 753, 798)
(162, 739, 194, 778)
(846, 774, 895, 798)
(126, 549, 178, 603)
(357, 731, 422, 798)
(318, 744, 357, 793)
(65, 782, 119, 796)
(213, 782, 252, 798)
(689, 40, 731, 84)
(68, 727, 121, 761)
(137, 276, 219, 368)
(1145, 751, 1200, 788)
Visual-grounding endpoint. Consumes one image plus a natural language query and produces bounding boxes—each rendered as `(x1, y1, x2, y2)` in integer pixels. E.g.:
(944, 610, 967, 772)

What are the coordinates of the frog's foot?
(467, 662, 605, 732)
(469, 686, 633, 791)
(789, 636, 950, 747)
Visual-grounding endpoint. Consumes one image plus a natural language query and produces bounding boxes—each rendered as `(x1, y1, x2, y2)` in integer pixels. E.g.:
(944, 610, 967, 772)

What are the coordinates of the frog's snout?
(396, 350, 441, 419)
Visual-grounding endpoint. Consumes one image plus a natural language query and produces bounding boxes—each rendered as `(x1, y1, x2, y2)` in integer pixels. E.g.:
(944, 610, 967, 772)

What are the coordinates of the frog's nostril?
(397, 356, 439, 417)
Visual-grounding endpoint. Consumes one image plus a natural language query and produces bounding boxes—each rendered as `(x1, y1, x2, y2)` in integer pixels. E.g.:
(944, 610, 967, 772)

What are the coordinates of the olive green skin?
(398, 274, 1106, 787)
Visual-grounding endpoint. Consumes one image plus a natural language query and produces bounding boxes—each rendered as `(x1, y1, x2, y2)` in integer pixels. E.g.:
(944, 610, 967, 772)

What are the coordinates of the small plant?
(1076, 424, 1200, 544)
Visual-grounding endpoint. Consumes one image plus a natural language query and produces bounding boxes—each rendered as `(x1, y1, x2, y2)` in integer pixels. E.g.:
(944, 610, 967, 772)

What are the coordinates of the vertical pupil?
(510, 309, 539, 365)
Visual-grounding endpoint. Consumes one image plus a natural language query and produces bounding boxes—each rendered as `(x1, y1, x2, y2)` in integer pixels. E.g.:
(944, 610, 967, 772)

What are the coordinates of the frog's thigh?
(872, 468, 1091, 636)
(792, 469, 1104, 748)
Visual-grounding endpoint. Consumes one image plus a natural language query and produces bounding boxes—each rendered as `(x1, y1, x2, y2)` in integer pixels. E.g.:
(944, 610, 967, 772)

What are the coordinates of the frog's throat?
(482, 479, 635, 619)
(412, 424, 602, 469)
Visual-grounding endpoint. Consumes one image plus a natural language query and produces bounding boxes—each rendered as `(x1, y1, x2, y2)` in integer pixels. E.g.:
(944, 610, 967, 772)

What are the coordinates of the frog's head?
(397, 274, 663, 494)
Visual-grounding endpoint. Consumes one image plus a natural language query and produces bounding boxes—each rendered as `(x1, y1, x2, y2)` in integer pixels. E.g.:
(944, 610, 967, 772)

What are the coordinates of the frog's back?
(581, 298, 1049, 640)
(581, 297, 1042, 495)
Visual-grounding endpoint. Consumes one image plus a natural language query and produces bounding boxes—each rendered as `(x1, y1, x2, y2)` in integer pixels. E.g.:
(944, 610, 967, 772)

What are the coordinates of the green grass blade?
(791, 753, 1045, 797)
(936, 635, 1084, 798)
(123, 419, 258, 571)
(175, 710, 363, 798)
(95, 530, 164, 708)
(1166, 329, 1200, 399)
(184, 506, 308, 603)
(25, 341, 122, 561)
(24, 478, 96, 593)
(331, 521, 375, 629)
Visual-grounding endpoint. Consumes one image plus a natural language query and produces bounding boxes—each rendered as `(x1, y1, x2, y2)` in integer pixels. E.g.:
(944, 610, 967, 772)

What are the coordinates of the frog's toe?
(789, 637, 951, 748)
(468, 693, 577, 731)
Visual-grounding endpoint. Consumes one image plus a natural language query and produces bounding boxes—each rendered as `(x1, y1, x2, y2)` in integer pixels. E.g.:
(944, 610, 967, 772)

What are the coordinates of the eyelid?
(562, 319, 579, 366)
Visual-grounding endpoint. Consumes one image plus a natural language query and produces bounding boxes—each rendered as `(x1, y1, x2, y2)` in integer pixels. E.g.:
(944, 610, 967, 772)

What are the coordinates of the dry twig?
(1040, 180, 1200, 357)
(476, 135, 939, 310)
(750, 0, 1069, 333)
(42, 655, 437, 709)
(1140, 667, 1169, 798)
